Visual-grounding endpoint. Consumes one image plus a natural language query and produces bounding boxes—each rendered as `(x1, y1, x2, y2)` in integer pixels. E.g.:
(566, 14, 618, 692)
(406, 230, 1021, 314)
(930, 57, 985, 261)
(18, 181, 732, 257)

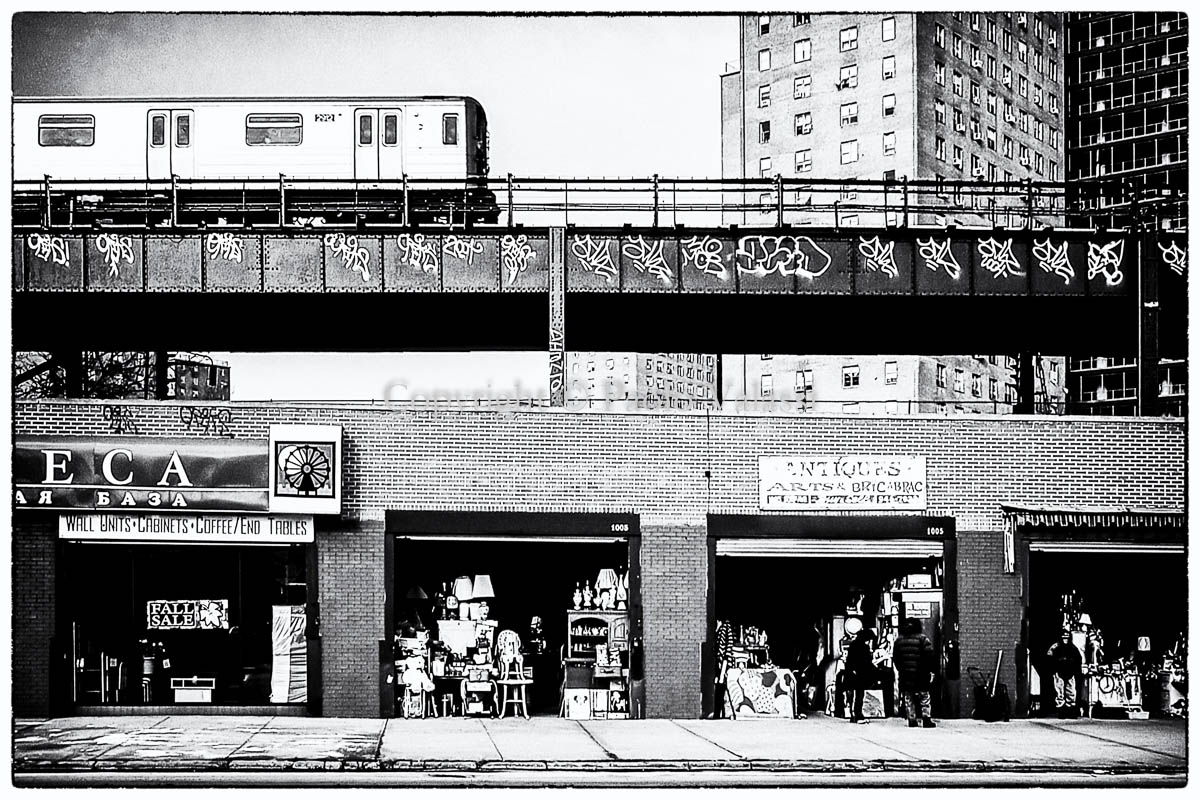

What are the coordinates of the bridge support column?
(549, 227, 566, 407)
(1015, 352, 1035, 414)
(1136, 234, 1159, 417)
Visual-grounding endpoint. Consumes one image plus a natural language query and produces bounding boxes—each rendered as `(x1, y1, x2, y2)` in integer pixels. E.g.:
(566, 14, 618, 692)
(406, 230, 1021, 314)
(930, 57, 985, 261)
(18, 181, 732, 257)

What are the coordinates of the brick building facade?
(13, 400, 1184, 720)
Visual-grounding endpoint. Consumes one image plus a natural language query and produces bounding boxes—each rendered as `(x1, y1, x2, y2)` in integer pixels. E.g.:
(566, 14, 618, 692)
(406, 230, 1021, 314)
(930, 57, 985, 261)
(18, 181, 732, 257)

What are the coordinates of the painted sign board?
(759, 456, 927, 511)
(59, 513, 313, 543)
(269, 425, 342, 515)
(146, 599, 229, 630)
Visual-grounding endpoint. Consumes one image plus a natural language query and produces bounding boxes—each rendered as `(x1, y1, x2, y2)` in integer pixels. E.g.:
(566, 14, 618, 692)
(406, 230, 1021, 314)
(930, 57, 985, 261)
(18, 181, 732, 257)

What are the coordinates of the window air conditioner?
(973, 60, 983, 69)
(1019, 158, 1031, 167)
(955, 124, 966, 133)
(952, 157, 963, 167)
(1003, 76, 1012, 86)
(1097, 164, 1107, 175)
(1017, 13, 1027, 28)
(1096, 100, 1107, 110)
(973, 168, 986, 178)
(973, 132, 984, 142)
(1005, 113, 1016, 122)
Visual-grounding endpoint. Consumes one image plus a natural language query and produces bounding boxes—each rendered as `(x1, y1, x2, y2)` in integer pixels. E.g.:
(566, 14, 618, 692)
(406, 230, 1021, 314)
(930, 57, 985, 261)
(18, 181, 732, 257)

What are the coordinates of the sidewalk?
(12, 714, 1187, 777)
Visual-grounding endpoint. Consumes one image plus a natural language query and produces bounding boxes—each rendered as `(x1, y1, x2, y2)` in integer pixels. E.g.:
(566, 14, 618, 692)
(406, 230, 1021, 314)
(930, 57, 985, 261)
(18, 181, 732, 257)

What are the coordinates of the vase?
(573, 583, 582, 610)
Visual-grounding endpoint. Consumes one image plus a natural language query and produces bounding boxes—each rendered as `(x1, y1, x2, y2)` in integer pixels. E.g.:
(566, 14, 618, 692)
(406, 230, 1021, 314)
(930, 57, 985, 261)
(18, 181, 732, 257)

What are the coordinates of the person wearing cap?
(1047, 628, 1083, 718)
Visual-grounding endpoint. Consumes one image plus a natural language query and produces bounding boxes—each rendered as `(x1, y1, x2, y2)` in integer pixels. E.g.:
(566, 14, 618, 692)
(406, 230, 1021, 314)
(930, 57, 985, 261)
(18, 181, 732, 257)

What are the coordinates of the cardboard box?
(565, 689, 592, 719)
(591, 689, 609, 714)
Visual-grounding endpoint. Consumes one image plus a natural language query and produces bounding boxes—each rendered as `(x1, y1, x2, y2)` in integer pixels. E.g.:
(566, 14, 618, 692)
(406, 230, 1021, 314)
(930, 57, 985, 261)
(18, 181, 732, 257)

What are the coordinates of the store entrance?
(392, 536, 633, 719)
(712, 553, 946, 720)
(1028, 550, 1186, 718)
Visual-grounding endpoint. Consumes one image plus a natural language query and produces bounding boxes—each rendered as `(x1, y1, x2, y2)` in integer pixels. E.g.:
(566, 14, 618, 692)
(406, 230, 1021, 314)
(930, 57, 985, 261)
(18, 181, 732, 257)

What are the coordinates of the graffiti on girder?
(916, 237, 962, 280)
(27, 233, 70, 266)
(1087, 240, 1125, 287)
(501, 234, 537, 285)
(622, 236, 673, 285)
(977, 237, 1024, 280)
(681, 236, 728, 280)
(395, 234, 439, 275)
(1159, 242, 1187, 276)
(735, 236, 831, 280)
(858, 236, 898, 279)
(103, 405, 139, 436)
(179, 406, 234, 438)
(1033, 239, 1075, 285)
(443, 235, 484, 265)
(205, 232, 245, 264)
(324, 233, 371, 282)
(95, 233, 136, 278)
(570, 235, 618, 284)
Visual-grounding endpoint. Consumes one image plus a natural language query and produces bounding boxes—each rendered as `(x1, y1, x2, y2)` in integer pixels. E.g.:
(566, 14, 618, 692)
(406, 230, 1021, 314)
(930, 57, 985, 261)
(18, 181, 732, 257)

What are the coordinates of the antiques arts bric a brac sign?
(759, 456, 928, 511)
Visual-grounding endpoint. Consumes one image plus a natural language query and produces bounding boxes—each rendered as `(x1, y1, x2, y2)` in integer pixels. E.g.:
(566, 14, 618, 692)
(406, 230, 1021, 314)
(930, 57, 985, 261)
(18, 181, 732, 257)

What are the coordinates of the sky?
(10, 11, 737, 400)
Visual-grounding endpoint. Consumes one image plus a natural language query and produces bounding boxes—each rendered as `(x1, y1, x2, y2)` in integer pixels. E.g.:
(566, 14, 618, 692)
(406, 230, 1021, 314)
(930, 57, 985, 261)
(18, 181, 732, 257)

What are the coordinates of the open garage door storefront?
(387, 512, 642, 720)
(707, 514, 957, 721)
(1006, 504, 1187, 720)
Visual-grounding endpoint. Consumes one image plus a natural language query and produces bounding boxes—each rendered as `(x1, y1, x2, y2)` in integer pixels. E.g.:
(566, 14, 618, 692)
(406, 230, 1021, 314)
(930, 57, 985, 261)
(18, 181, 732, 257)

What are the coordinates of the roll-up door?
(716, 538, 943, 558)
(1028, 541, 1184, 555)
(398, 534, 625, 545)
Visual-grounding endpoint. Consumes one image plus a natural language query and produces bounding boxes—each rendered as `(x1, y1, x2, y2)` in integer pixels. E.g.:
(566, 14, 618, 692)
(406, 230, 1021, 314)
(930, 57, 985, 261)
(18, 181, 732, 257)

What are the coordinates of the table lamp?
(595, 568, 618, 610)
(452, 575, 474, 620)
(470, 574, 495, 620)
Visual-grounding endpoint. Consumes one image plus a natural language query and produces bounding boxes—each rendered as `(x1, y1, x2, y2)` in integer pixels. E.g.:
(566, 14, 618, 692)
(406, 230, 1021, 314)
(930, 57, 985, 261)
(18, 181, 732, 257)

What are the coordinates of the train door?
(146, 109, 195, 180)
(353, 108, 403, 181)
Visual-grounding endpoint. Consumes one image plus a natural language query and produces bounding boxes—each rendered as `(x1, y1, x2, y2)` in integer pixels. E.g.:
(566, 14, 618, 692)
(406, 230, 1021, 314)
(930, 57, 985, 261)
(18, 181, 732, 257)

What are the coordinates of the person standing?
(1047, 629, 1083, 718)
(892, 618, 937, 728)
(844, 628, 876, 723)
(712, 619, 733, 719)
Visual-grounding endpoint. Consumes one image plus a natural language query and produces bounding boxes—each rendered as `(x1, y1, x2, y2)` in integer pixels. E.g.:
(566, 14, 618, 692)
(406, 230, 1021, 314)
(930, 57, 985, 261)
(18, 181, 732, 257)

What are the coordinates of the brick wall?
(13, 402, 1185, 718)
(640, 524, 708, 718)
(317, 521, 386, 718)
(12, 518, 56, 717)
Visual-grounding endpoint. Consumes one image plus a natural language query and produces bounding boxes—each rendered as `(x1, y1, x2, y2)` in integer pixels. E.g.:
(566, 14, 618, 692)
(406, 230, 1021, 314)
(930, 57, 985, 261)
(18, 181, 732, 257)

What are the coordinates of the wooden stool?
(497, 678, 530, 719)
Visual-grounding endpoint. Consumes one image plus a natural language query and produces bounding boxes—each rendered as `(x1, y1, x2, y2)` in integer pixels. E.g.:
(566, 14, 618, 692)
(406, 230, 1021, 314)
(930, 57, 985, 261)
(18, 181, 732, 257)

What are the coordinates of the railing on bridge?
(12, 175, 1178, 232)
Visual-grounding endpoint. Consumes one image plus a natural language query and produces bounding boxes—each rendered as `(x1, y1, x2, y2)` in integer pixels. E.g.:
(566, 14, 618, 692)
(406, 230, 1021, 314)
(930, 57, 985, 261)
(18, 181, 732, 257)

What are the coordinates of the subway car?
(12, 95, 498, 225)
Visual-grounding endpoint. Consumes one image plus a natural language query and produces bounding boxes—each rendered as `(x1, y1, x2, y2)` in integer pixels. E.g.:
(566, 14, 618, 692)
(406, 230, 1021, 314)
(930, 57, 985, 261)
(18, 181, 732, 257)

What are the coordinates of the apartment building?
(566, 352, 717, 410)
(722, 12, 1066, 227)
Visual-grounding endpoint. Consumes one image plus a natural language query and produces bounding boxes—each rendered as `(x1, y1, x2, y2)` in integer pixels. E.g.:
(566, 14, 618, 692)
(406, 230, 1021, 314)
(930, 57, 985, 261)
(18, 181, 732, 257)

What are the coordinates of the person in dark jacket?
(893, 618, 937, 728)
(844, 627, 876, 723)
(1046, 629, 1083, 718)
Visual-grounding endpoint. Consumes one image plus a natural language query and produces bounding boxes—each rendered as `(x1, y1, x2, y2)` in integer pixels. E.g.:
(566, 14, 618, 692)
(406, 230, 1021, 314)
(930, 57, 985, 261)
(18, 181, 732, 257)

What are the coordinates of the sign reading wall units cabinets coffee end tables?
(759, 456, 927, 511)
(58, 513, 313, 543)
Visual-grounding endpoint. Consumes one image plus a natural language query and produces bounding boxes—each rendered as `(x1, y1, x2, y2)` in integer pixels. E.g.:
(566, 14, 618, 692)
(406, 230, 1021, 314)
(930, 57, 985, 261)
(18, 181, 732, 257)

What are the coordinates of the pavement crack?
(226, 717, 278, 761)
(478, 719, 503, 760)
(577, 721, 617, 759)
(669, 721, 743, 759)
(1029, 721, 1185, 761)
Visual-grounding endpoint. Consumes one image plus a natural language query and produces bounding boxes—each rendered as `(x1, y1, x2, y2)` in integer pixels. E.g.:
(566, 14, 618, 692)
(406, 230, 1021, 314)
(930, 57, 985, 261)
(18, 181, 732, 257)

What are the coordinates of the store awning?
(1000, 503, 1186, 529)
(397, 534, 625, 544)
(1029, 541, 1185, 554)
(716, 538, 943, 558)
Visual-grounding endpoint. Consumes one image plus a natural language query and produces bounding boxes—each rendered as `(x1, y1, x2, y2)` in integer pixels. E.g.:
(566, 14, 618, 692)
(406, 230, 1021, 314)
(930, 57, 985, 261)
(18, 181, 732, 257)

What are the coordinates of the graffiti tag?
(443, 235, 484, 265)
(27, 233, 71, 266)
(681, 236, 728, 280)
(395, 234, 439, 275)
(1032, 239, 1075, 285)
(205, 232, 245, 264)
(95, 233, 136, 278)
(570, 235, 618, 284)
(1159, 242, 1186, 276)
(622, 236, 673, 285)
(735, 236, 831, 280)
(916, 238, 962, 280)
(501, 234, 537, 286)
(858, 236, 898, 279)
(978, 238, 1025, 280)
(1087, 240, 1125, 287)
(103, 405, 139, 436)
(179, 406, 234, 437)
(325, 233, 371, 282)
(548, 327, 565, 396)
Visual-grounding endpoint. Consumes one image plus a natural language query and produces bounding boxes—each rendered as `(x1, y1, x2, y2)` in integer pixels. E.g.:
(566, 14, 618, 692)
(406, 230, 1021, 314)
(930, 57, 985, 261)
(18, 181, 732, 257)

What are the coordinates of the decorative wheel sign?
(280, 444, 332, 495)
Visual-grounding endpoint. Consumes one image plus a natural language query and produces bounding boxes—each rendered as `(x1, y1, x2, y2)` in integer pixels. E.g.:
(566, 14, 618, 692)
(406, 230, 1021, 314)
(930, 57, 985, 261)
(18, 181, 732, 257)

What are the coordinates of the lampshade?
(1077, 613, 1092, 627)
(405, 585, 429, 600)
(470, 574, 495, 601)
(595, 568, 618, 592)
(452, 576, 474, 602)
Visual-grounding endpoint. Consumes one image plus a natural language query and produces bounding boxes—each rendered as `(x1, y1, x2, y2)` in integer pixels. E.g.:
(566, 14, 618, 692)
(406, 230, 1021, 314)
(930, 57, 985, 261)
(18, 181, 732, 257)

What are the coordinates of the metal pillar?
(1136, 232, 1159, 416)
(153, 351, 170, 400)
(1015, 352, 1035, 414)
(549, 227, 566, 407)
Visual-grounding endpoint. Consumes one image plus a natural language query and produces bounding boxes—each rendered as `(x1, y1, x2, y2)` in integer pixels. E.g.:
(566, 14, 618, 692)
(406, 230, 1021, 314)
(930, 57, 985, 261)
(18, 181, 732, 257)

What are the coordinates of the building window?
(882, 55, 897, 79)
(795, 111, 812, 135)
(882, 16, 896, 42)
(934, 100, 946, 125)
(952, 34, 962, 59)
(796, 369, 814, 391)
(1018, 41, 1027, 64)
(794, 75, 812, 98)
(842, 403, 860, 415)
(937, 363, 947, 387)
(1018, 75, 1028, 98)
(840, 102, 859, 127)
(954, 369, 965, 393)
(971, 373, 982, 397)
(795, 149, 812, 173)
(759, 156, 772, 177)
(1002, 64, 1012, 87)
(841, 214, 859, 226)
(760, 374, 774, 397)
(986, 91, 997, 116)
(759, 48, 771, 70)
(794, 13, 810, 26)
(989, 377, 998, 400)
(758, 84, 771, 108)
(952, 144, 963, 167)
(882, 131, 897, 156)
(935, 23, 945, 48)
(840, 26, 859, 52)
(986, 55, 997, 78)
(986, 127, 996, 151)
(885, 400, 899, 415)
(839, 64, 859, 89)
(842, 365, 860, 388)
(970, 81, 980, 105)
(758, 14, 770, 35)
(952, 72, 963, 96)
(840, 139, 859, 164)
(441, 114, 458, 145)
(987, 18, 997, 42)
(1003, 29, 1012, 54)
(794, 39, 811, 63)
(758, 120, 771, 144)
(935, 136, 946, 161)
(885, 361, 898, 385)
(882, 93, 896, 117)
(953, 107, 964, 130)
(934, 61, 945, 86)
(246, 113, 302, 146)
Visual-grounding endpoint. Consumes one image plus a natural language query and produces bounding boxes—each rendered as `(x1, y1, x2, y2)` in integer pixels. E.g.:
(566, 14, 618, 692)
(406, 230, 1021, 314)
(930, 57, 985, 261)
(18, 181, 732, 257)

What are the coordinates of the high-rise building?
(722, 354, 1066, 416)
(566, 353, 717, 410)
(172, 353, 231, 401)
(722, 12, 1066, 227)
(1063, 12, 1187, 417)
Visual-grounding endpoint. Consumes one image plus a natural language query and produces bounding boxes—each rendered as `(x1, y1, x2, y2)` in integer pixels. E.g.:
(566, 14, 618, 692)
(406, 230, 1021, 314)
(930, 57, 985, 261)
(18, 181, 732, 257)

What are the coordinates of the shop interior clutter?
(392, 537, 632, 719)
(715, 555, 946, 720)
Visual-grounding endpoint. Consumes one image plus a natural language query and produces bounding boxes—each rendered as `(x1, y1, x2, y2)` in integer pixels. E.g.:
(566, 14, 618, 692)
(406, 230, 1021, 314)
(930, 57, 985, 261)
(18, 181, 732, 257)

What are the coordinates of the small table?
(461, 678, 498, 717)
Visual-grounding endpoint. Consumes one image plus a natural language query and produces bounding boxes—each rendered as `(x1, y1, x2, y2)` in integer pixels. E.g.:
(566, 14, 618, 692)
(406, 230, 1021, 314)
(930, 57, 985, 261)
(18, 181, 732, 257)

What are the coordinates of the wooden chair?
(495, 629, 533, 719)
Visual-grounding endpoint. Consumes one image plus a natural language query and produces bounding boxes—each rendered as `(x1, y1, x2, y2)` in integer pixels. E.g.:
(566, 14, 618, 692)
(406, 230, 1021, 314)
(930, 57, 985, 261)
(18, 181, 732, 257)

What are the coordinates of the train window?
(176, 114, 191, 147)
(151, 115, 166, 147)
(38, 114, 95, 146)
(442, 114, 458, 145)
(383, 114, 398, 146)
(359, 115, 373, 146)
(246, 114, 303, 145)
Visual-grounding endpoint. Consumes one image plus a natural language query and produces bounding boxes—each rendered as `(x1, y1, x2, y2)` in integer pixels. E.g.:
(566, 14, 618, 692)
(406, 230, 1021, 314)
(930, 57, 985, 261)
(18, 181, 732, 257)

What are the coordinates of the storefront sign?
(269, 425, 343, 515)
(759, 456, 927, 511)
(146, 599, 229, 630)
(58, 513, 313, 543)
(14, 437, 269, 512)
(906, 602, 932, 619)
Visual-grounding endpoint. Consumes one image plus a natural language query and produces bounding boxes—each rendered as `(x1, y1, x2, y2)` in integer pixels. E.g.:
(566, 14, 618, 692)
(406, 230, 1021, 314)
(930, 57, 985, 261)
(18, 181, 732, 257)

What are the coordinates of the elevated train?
(13, 95, 499, 226)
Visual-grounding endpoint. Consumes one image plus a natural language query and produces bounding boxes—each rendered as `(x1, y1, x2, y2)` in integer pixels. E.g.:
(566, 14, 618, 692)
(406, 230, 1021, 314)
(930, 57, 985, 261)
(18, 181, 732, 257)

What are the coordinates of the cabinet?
(567, 610, 629, 660)
(564, 610, 630, 719)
